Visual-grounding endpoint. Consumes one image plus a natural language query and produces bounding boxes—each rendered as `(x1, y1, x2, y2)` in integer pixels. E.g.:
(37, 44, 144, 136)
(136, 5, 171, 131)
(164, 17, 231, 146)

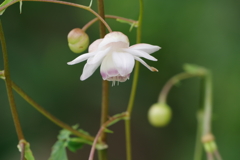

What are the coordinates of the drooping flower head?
(67, 32, 161, 84)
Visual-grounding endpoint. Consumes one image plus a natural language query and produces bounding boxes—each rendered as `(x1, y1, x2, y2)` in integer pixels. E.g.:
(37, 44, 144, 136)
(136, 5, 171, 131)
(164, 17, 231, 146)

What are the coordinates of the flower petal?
(99, 32, 129, 49)
(124, 48, 158, 61)
(112, 52, 135, 76)
(134, 56, 158, 72)
(100, 53, 120, 80)
(80, 57, 101, 80)
(129, 43, 161, 54)
(88, 39, 103, 52)
(67, 52, 95, 65)
(87, 47, 111, 64)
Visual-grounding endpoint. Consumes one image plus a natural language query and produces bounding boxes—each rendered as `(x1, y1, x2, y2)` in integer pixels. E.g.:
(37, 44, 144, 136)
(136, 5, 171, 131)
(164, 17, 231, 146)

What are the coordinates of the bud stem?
(0, 0, 112, 33)
(82, 15, 138, 32)
(158, 72, 203, 103)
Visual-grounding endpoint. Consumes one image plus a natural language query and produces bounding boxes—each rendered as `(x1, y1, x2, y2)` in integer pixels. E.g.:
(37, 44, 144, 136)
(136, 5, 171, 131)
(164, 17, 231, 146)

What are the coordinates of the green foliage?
(17, 140, 35, 160)
(0, 0, 22, 15)
(48, 125, 93, 160)
(48, 141, 68, 160)
(67, 138, 85, 152)
(104, 128, 114, 133)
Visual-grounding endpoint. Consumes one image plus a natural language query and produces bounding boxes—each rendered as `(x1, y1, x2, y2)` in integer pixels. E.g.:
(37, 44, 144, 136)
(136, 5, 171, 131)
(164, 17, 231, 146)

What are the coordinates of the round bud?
(148, 103, 172, 127)
(68, 28, 89, 53)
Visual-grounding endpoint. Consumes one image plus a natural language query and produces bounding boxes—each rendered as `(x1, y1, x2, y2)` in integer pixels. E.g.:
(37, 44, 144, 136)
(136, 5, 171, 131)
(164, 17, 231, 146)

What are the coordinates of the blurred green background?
(0, 0, 240, 159)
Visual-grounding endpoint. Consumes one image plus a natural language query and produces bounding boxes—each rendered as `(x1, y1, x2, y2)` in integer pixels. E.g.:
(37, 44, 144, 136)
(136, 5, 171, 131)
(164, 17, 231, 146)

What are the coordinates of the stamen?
(112, 81, 115, 86)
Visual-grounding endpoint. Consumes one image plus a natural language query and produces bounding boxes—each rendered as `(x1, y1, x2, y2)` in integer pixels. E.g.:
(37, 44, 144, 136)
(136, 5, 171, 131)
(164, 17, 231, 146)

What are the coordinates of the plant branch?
(0, 20, 25, 141)
(158, 72, 204, 103)
(82, 15, 137, 31)
(88, 113, 127, 160)
(0, 0, 112, 33)
(9, 81, 96, 142)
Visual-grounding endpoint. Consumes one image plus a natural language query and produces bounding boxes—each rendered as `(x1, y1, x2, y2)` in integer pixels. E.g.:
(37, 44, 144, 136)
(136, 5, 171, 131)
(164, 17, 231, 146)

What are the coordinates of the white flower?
(67, 31, 161, 84)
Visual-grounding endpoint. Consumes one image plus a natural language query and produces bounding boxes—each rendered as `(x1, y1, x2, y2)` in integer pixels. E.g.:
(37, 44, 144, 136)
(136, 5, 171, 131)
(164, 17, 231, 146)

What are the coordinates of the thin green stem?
(201, 72, 223, 160)
(0, 0, 112, 33)
(158, 72, 202, 104)
(0, 20, 25, 141)
(97, 0, 108, 160)
(10, 81, 95, 142)
(125, 1, 143, 160)
(193, 78, 205, 160)
(202, 72, 212, 136)
(194, 110, 203, 160)
(136, 0, 143, 44)
(82, 15, 137, 31)
(125, 118, 132, 160)
(126, 62, 140, 115)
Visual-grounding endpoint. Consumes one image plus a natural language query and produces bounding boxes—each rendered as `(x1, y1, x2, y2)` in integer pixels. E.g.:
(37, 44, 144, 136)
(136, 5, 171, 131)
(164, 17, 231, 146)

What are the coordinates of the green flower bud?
(148, 103, 172, 127)
(68, 28, 89, 53)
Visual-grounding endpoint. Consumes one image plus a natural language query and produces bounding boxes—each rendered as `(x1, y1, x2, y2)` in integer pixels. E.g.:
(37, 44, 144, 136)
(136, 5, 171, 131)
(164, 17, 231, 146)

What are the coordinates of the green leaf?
(17, 140, 35, 160)
(0, 0, 22, 15)
(104, 128, 114, 133)
(50, 125, 98, 155)
(67, 139, 85, 152)
(0, 0, 11, 15)
(95, 143, 108, 150)
(183, 63, 206, 75)
(58, 124, 80, 140)
(48, 141, 68, 160)
(78, 129, 90, 135)
(58, 129, 71, 140)
(24, 142, 35, 160)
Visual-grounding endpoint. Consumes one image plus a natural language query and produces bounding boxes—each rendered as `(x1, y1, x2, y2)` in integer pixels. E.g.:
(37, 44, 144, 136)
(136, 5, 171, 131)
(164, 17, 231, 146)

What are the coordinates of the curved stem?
(125, 1, 143, 160)
(88, 113, 127, 160)
(82, 15, 137, 31)
(0, 0, 112, 33)
(10, 81, 95, 142)
(158, 72, 202, 103)
(0, 20, 25, 141)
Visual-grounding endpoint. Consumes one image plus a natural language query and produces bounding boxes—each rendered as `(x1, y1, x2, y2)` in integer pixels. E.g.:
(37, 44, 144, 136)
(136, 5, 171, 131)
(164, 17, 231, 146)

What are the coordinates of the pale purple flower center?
(101, 70, 130, 83)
